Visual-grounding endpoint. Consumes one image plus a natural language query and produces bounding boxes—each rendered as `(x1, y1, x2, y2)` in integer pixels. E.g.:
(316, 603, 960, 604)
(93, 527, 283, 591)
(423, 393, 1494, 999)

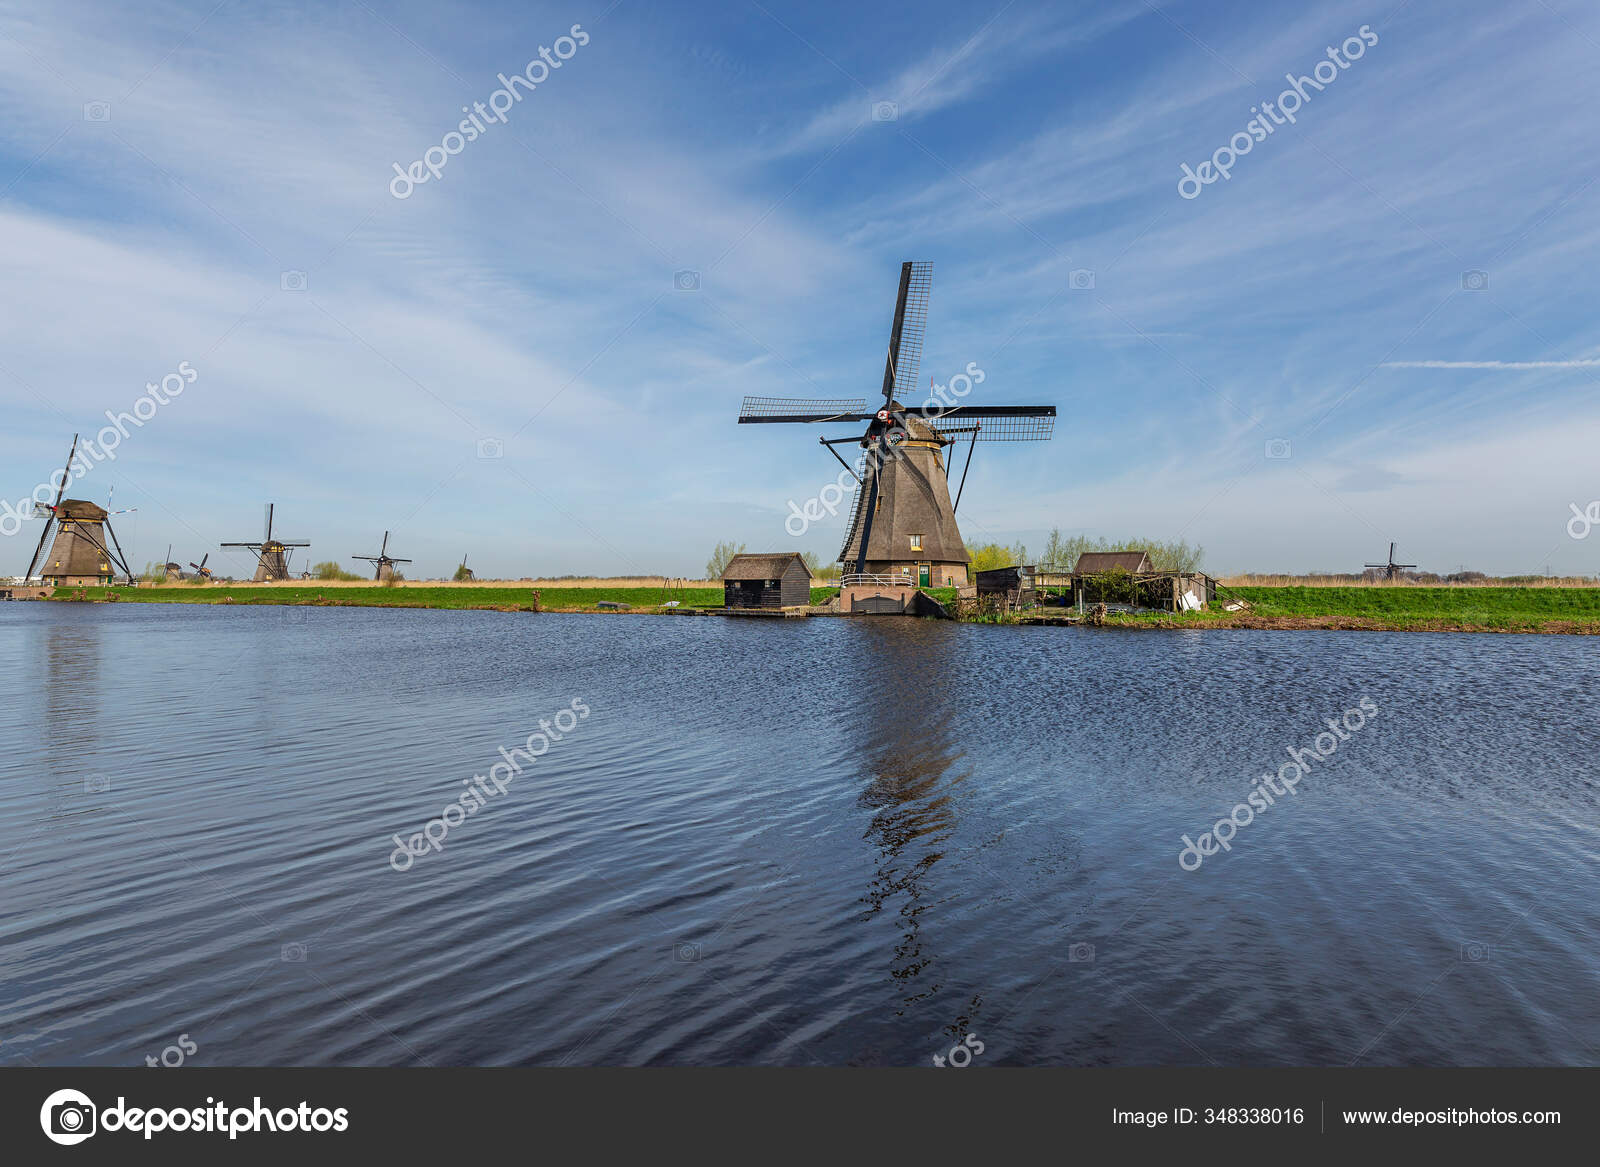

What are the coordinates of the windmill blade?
(738, 397, 869, 423)
(380, 531, 389, 557)
(881, 261, 931, 406)
(24, 434, 78, 579)
(264, 503, 274, 542)
(102, 517, 133, 579)
(390, 557, 413, 564)
(352, 555, 380, 563)
(923, 406, 1055, 442)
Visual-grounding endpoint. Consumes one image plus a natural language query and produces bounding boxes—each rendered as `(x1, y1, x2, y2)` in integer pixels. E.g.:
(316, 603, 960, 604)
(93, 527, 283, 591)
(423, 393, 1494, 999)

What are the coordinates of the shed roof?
(1074, 550, 1152, 574)
(722, 552, 809, 581)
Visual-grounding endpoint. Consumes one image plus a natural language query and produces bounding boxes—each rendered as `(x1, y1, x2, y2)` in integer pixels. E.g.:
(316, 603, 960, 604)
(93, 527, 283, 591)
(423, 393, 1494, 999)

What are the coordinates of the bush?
(1039, 529, 1204, 572)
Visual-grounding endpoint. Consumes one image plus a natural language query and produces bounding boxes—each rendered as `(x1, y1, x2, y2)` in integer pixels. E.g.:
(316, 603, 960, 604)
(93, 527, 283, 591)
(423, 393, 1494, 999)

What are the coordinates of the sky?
(2, 0, 1599, 579)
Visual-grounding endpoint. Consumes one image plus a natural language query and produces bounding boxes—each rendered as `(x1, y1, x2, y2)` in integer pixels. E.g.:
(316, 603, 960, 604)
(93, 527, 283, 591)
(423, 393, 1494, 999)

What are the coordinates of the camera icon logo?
(872, 101, 898, 122)
(1069, 268, 1096, 290)
(1461, 270, 1488, 291)
(1460, 941, 1491, 963)
(476, 437, 504, 460)
(84, 775, 110, 794)
(40, 1088, 97, 1145)
(280, 270, 307, 292)
(1067, 941, 1095, 963)
(281, 942, 307, 962)
(674, 269, 700, 291)
(1264, 437, 1292, 460)
(83, 101, 111, 122)
(674, 941, 701, 963)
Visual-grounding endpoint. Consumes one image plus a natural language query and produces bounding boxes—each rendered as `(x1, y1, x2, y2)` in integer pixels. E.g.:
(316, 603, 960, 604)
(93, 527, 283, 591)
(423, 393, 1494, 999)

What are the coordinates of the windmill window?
(909, 534, 923, 551)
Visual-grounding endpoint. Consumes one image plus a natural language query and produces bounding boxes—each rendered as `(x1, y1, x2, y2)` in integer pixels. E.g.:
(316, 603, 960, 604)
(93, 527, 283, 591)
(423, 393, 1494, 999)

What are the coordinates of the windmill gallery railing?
(839, 572, 915, 588)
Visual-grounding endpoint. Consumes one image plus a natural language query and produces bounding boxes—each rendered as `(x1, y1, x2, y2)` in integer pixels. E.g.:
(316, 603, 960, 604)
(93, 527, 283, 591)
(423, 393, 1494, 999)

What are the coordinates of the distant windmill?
(456, 553, 475, 581)
(23, 435, 135, 585)
(161, 544, 185, 580)
(1365, 542, 1417, 582)
(221, 503, 309, 581)
(188, 552, 214, 580)
(353, 530, 412, 581)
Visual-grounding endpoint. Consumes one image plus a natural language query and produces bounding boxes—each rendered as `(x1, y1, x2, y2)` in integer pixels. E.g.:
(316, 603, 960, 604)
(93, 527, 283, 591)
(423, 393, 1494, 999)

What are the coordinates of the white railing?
(839, 572, 915, 587)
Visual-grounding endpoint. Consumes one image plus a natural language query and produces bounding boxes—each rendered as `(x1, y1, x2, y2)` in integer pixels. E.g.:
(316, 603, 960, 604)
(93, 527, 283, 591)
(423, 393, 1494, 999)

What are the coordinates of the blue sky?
(2, 0, 1598, 578)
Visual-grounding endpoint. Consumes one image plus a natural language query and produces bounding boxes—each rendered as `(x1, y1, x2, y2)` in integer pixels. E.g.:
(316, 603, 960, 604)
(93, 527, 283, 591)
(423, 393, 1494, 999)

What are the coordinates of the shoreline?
(13, 582, 1600, 634)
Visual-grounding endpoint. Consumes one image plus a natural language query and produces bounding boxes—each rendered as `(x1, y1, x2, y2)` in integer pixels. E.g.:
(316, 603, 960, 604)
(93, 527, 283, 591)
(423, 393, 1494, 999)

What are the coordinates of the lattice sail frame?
(889, 261, 932, 403)
(738, 397, 867, 421)
(922, 412, 1055, 442)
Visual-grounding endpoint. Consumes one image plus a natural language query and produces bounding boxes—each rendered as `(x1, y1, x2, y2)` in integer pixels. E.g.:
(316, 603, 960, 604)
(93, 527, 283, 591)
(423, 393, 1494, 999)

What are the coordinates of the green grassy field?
(1224, 586, 1600, 629)
(46, 585, 841, 611)
(41, 582, 1600, 631)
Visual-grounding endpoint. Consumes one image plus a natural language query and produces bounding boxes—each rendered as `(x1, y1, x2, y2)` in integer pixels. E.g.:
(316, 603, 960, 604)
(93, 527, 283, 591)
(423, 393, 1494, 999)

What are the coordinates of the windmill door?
(918, 564, 930, 586)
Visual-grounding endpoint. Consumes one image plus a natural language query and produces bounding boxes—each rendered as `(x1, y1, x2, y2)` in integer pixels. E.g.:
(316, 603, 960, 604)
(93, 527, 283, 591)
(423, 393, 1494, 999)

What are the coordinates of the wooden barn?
(721, 552, 812, 610)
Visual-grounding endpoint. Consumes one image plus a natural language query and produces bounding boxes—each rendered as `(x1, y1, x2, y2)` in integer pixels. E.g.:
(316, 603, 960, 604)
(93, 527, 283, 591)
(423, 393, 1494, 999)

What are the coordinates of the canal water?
(1, 603, 1595, 1065)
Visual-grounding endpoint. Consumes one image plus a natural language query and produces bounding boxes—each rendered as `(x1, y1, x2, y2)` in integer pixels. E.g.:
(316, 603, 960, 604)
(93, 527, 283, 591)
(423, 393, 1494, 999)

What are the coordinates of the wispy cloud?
(1381, 360, 1600, 369)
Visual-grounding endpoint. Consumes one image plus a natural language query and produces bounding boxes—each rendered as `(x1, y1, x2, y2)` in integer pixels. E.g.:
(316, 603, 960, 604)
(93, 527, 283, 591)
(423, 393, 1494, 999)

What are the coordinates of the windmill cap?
(56, 499, 109, 519)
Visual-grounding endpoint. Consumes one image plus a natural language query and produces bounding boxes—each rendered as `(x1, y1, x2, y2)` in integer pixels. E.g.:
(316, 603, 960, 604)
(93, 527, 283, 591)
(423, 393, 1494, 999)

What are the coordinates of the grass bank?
(1040, 586, 1600, 633)
(44, 584, 841, 612)
(42, 583, 1600, 631)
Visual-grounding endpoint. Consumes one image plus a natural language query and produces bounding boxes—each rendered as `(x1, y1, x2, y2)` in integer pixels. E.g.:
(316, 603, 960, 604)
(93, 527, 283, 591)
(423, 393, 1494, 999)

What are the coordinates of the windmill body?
(39, 500, 121, 584)
(222, 503, 309, 582)
(737, 262, 1054, 589)
(837, 411, 966, 580)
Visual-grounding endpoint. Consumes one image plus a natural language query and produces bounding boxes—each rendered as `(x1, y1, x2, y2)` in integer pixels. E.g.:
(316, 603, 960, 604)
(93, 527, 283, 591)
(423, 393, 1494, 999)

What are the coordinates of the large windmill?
(23, 435, 135, 585)
(222, 503, 309, 581)
(1365, 542, 1416, 582)
(353, 530, 412, 581)
(737, 262, 1055, 587)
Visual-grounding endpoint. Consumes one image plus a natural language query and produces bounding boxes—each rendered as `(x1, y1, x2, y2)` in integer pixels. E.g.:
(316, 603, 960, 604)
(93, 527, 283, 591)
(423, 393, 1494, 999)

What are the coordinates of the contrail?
(1381, 359, 1600, 369)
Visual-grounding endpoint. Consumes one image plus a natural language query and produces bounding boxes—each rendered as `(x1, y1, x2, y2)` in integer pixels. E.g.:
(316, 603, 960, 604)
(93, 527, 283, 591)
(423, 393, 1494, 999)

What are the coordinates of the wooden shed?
(722, 552, 812, 610)
(974, 564, 1036, 608)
